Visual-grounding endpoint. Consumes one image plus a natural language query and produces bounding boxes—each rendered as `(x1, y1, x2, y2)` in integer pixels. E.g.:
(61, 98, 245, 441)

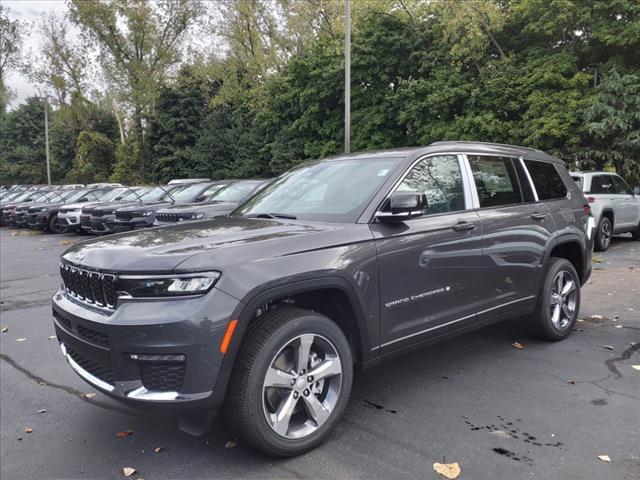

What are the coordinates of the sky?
(5, 0, 70, 107)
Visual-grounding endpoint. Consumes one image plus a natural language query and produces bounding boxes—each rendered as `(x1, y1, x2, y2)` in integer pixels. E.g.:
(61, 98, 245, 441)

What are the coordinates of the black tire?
(529, 258, 581, 341)
(47, 213, 63, 234)
(594, 216, 612, 251)
(226, 307, 353, 457)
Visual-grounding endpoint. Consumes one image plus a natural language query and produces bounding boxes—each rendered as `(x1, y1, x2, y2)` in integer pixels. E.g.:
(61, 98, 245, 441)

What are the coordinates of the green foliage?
(66, 131, 116, 183)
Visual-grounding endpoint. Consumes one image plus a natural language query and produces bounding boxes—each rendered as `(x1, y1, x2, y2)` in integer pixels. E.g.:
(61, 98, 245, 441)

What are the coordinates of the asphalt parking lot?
(1, 228, 639, 480)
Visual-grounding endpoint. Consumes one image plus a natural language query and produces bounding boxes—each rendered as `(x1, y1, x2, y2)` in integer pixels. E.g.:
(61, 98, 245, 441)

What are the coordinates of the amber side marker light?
(220, 319, 238, 354)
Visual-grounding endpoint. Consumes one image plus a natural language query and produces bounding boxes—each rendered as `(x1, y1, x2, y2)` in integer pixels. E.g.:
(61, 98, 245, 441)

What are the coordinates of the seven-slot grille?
(60, 264, 117, 308)
(156, 212, 195, 223)
(115, 210, 135, 220)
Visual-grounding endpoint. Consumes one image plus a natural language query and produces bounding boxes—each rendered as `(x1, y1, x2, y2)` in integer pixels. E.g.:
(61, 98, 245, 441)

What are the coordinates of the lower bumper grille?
(66, 345, 115, 385)
(140, 363, 186, 392)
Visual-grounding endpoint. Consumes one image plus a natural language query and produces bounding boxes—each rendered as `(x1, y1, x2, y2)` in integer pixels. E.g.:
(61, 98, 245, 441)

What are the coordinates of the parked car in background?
(53, 142, 593, 456)
(58, 187, 142, 234)
(1, 189, 57, 226)
(13, 190, 78, 228)
(570, 171, 640, 251)
(25, 187, 115, 233)
(111, 182, 226, 232)
(89, 185, 181, 235)
(154, 179, 270, 225)
(79, 187, 149, 234)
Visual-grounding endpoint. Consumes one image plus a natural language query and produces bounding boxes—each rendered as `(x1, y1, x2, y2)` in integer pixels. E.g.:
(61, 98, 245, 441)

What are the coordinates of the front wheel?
(227, 307, 353, 457)
(47, 213, 63, 234)
(529, 258, 581, 341)
(594, 216, 612, 251)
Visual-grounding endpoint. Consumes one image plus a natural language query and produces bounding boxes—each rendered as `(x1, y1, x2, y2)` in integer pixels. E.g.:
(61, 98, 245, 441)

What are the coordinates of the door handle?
(452, 221, 477, 232)
(531, 212, 548, 221)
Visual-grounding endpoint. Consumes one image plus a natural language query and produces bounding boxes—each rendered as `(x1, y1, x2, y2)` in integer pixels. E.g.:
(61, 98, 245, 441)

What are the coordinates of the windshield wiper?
(246, 212, 297, 220)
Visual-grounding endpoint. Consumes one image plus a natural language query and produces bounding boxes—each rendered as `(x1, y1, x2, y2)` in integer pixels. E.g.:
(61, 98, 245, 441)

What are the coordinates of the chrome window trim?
(519, 156, 539, 202)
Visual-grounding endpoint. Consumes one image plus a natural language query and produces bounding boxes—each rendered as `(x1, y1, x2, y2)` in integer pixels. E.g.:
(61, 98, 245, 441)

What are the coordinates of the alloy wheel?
(549, 270, 577, 330)
(262, 333, 342, 439)
(600, 220, 611, 249)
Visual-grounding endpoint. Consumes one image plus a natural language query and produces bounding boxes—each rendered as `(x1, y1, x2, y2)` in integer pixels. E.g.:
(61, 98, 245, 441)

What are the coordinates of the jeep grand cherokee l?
(570, 171, 640, 251)
(53, 142, 593, 457)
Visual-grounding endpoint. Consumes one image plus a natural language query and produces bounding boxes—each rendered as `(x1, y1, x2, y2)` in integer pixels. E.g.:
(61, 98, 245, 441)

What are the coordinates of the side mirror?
(376, 192, 428, 222)
(634, 186, 640, 195)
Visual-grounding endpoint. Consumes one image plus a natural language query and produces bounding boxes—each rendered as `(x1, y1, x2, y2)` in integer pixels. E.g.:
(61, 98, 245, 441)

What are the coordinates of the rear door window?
(588, 175, 614, 194)
(523, 160, 567, 200)
(612, 175, 633, 195)
(468, 156, 523, 207)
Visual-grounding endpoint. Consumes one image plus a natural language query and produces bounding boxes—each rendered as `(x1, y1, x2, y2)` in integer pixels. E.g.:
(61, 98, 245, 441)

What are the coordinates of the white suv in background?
(571, 171, 640, 251)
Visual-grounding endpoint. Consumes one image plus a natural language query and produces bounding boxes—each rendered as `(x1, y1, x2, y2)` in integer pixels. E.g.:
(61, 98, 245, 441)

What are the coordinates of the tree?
(583, 69, 640, 184)
(0, 5, 25, 112)
(66, 131, 116, 183)
(69, 0, 203, 183)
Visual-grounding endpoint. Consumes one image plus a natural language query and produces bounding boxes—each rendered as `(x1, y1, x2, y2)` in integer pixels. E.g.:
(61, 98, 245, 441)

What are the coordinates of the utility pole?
(44, 96, 51, 185)
(344, 0, 351, 154)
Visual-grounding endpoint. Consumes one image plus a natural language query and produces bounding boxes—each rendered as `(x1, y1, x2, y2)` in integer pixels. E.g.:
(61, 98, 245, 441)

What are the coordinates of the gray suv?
(52, 142, 593, 457)
(570, 171, 640, 251)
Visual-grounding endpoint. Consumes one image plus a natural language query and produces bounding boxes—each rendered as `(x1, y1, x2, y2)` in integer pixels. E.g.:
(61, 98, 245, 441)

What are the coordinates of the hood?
(117, 202, 171, 213)
(27, 202, 64, 211)
(157, 201, 237, 214)
(92, 201, 141, 213)
(61, 216, 370, 273)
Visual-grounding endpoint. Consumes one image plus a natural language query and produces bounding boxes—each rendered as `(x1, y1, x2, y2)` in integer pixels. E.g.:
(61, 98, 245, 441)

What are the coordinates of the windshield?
(139, 186, 172, 202)
(234, 158, 399, 222)
(171, 184, 208, 202)
(5, 192, 27, 202)
(120, 187, 148, 201)
(64, 189, 91, 203)
(213, 182, 262, 202)
(97, 187, 127, 202)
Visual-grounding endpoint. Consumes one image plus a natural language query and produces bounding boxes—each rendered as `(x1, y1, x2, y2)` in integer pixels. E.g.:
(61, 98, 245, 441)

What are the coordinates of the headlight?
(140, 210, 153, 217)
(117, 272, 220, 298)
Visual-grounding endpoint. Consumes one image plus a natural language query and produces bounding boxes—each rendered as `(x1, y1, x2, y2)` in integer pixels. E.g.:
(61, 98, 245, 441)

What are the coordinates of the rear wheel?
(594, 216, 612, 251)
(47, 213, 63, 234)
(529, 258, 580, 341)
(227, 307, 353, 457)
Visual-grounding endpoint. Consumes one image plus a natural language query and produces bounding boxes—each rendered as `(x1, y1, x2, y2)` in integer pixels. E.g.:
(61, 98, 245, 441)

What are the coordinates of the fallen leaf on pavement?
(568, 380, 576, 384)
(615, 325, 623, 329)
(631, 365, 640, 371)
(433, 462, 461, 479)
(154, 447, 163, 453)
(1, 327, 7, 333)
(489, 430, 512, 439)
(512, 342, 524, 349)
(602, 345, 614, 350)
(576, 318, 584, 322)
(116, 430, 133, 438)
(122, 467, 136, 477)
(598, 455, 611, 463)
(225, 440, 238, 449)
(16, 338, 26, 342)
(48, 335, 56, 339)
(59, 240, 75, 245)
(25, 427, 33, 433)
(591, 315, 603, 320)
(37, 409, 46, 414)
(83, 393, 96, 399)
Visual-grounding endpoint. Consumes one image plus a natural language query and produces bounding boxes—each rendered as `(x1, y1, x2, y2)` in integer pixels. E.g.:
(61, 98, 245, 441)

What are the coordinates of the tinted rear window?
(587, 175, 614, 194)
(524, 160, 567, 200)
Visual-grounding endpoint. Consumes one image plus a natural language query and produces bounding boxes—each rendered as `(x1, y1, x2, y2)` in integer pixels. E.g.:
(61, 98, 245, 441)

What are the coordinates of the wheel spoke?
(271, 390, 298, 436)
(303, 393, 331, 427)
(264, 366, 295, 389)
(307, 356, 342, 382)
(551, 304, 561, 325)
(562, 303, 573, 319)
(555, 271, 565, 293)
(561, 280, 575, 296)
(550, 294, 561, 305)
(296, 334, 314, 373)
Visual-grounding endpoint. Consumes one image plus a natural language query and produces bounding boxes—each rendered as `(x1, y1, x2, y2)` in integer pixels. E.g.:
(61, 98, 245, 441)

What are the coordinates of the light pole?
(36, 87, 52, 185)
(344, 0, 351, 154)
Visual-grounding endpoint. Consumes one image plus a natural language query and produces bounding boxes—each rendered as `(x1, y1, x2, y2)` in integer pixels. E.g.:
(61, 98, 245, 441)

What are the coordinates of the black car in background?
(111, 181, 226, 232)
(25, 187, 116, 233)
(89, 185, 182, 234)
(1, 189, 58, 226)
(78, 187, 150, 234)
(154, 179, 270, 225)
(14, 190, 82, 228)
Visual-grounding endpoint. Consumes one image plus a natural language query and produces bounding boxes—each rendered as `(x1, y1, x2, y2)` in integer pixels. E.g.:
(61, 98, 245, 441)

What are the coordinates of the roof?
(318, 141, 562, 164)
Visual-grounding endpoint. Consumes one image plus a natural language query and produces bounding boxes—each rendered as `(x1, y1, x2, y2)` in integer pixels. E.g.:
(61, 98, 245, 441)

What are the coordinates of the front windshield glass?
(139, 186, 171, 202)
(213, 182, 262, 202)
(97, 187, 128, 202)
(6, 192, 28, 202)
(64, 189, 90, 203)
(171, 184, 207, 202)
(234, 157, 400, 222)
(120, 187, 148, 201)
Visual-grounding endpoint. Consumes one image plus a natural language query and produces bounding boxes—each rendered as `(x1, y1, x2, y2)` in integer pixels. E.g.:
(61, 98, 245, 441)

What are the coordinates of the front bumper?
(52, 287, 239, 412)
(112, 217, 153, 232)
(58, 212, 82, 230)
(26, 212, 47, 228)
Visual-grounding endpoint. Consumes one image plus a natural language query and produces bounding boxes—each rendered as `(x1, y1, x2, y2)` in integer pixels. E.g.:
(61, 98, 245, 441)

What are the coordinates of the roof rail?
(429, 140, 540, 153)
